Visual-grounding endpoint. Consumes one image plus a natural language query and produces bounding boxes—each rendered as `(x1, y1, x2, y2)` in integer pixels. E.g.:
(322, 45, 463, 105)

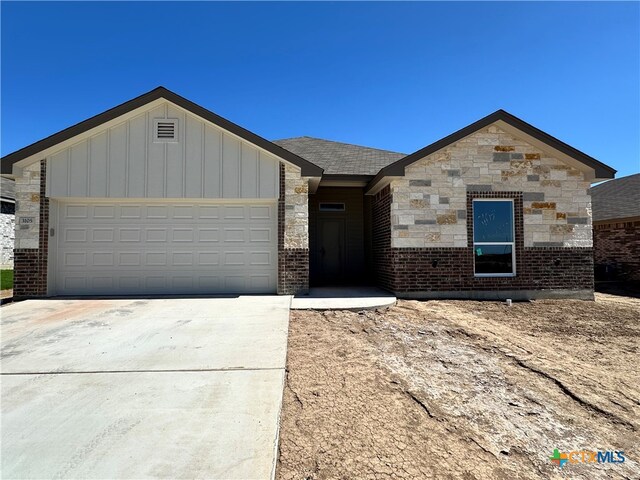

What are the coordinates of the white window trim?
(472, 198, 516, 277)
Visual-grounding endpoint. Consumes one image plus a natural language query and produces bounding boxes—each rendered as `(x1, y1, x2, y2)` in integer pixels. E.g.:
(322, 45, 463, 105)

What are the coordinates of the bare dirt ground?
(0, 289, 12, 300)
(277, 293, 639, 479)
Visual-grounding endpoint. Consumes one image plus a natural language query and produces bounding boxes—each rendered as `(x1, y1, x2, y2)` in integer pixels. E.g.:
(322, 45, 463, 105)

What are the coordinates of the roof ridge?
(274, 136, 406, 155)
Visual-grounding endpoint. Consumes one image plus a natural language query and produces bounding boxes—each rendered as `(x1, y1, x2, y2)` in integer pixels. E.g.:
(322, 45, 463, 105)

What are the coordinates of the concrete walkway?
(291, 287, 396, 310)
(1, 296, 291, 479)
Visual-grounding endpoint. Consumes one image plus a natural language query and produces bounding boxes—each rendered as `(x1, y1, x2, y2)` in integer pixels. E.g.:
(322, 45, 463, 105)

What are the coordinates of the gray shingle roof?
(1, 177, 15, 201)
(590, 173, 640, 222)
(273, 137, 405, 176)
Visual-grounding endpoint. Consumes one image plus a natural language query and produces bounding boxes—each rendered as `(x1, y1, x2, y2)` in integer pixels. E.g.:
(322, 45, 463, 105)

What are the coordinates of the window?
(319, 202, 345, 212)
(472, 199, 515, 276)
(153, 118, 178, 142)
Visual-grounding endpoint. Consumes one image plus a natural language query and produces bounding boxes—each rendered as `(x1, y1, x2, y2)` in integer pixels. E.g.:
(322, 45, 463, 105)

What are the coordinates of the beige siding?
(46, 101, 279, 199)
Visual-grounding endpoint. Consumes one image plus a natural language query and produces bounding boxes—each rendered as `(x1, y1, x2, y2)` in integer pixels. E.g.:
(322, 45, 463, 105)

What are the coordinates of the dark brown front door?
(318, 217, 346, 284)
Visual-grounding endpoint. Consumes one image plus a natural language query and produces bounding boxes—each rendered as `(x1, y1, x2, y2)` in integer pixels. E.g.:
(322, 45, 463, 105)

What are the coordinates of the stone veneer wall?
(13, 160, 49, 298)
(593, 220, 640, 282)
(372, 185, 593, 298)
(277, 163, 310, 294)
(390, 126, 593, 248)
(372, 126, 596, 299)
(0, 210, 15, 267)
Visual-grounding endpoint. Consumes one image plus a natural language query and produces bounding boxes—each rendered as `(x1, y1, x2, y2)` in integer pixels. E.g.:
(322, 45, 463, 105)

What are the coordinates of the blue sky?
(2, 1, 639, 177)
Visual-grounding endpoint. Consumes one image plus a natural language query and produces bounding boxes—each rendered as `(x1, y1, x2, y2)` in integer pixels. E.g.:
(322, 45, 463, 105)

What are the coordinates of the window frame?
(319, 202, 346, 212)
(472, 198, 516, 277)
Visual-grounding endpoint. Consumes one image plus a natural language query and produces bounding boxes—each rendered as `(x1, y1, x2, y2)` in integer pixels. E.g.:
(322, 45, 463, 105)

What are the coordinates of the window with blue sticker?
(472, 200, 515, 275)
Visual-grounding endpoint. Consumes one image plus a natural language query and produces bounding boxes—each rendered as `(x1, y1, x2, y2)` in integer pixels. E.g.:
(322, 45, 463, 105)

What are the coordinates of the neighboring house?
(590, 173, 640, 282)
(1, 87, 615, 300)
(1, 177, 16, 268)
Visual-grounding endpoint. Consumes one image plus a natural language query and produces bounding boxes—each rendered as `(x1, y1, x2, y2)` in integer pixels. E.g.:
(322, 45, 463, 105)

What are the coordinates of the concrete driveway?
(1, 296, 291, 479)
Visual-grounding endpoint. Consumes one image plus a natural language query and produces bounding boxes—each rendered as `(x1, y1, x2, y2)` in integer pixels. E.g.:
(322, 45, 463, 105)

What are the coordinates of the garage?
(36, 97, 289, 296)
(2, 88, 322, 298)
(51, 200, 277, 295)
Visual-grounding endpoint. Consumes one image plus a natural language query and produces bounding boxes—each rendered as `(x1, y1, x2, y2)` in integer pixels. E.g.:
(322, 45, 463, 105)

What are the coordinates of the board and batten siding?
(46, 102, 279, 199)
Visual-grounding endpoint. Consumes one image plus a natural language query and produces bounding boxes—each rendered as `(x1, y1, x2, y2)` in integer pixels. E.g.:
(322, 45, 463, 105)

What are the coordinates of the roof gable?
(1, 87, 323, 177)
(366, 110, 616, 193)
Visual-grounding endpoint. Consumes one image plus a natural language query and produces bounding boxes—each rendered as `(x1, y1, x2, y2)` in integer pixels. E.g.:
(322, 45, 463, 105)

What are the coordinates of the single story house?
(1, 177, 16, 268)
(1, 87, 615, 300)
(590, 173, 640, 282)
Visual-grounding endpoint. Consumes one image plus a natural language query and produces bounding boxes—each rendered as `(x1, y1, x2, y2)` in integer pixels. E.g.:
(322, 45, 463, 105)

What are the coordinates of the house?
(590, 173, 640, 282)
(1, 177, 16, 268)
(1, 87, 615, 300)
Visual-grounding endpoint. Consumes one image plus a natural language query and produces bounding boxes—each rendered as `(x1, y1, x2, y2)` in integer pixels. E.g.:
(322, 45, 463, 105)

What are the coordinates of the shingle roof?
(590, 173, 640, 222)
(1, 177, 15, 201)
(273, 137, 405, 176)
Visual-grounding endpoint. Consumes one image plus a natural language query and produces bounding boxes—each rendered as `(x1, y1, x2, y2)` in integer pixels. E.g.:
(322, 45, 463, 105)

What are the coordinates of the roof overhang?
(593, 215, 640, 225)
(365, 109, 616, 195)
(319, 174, 373, 188)
(1, 87, 324, 179)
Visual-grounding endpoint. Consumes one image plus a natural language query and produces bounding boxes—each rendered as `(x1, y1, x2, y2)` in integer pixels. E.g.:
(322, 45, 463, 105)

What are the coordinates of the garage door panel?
(172, 229, 194, 242)
(223, 228, 246, 243)
(250, 228, 271, 242)
(119, 228, 142, 242)
(65, 205, 89, 219)
(92, 277, 114, 290)
(198, 252, 220, 265)
(172, 252, 194, 266)
(54, 201, 277, 295)
(120, 205, 141, 219)
(119, 252, 142, 266)
(93, 229, 115, 242)
(94, 205, 116, 219)
(64, 228, 87, 242)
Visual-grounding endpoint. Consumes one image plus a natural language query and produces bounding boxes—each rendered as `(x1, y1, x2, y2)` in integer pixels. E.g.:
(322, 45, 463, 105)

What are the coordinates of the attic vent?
(153, 119, 178, 142)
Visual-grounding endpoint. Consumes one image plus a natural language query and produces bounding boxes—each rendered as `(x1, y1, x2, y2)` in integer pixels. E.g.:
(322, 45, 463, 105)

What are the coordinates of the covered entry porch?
(308, 185, 373, 287)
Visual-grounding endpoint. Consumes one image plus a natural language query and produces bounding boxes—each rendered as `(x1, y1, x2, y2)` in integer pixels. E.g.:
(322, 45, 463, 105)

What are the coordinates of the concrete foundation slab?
(291, 287, 396, 310)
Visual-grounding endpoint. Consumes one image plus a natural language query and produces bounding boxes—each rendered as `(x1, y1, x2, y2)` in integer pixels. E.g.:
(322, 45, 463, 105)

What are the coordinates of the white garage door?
(52, 201, 277, 295)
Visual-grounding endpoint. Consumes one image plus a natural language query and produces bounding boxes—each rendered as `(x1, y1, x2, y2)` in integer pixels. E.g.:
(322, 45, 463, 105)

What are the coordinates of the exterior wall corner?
(13, 160, 49, 298)
(278, 163, 309, 294)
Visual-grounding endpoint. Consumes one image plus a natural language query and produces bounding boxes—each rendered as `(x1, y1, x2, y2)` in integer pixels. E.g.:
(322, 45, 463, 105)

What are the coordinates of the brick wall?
(389, 247, 593, 293)
(371, 181, 594, 298)
(593, 220, 640, 281)
(278, 163, 309, 294)
(13, 160, 49, 298)
(371, 185, 394, 290)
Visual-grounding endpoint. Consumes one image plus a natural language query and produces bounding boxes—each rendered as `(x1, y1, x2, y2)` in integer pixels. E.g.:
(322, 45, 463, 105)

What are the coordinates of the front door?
(318, 217, 346, 284)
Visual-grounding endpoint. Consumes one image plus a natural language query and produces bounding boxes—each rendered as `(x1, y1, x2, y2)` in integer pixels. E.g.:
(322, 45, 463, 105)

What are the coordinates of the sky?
(2, 1, 639, 178)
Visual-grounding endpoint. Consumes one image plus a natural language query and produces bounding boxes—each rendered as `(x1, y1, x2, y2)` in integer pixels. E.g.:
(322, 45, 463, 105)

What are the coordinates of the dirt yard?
(277, 293, 639, 479)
